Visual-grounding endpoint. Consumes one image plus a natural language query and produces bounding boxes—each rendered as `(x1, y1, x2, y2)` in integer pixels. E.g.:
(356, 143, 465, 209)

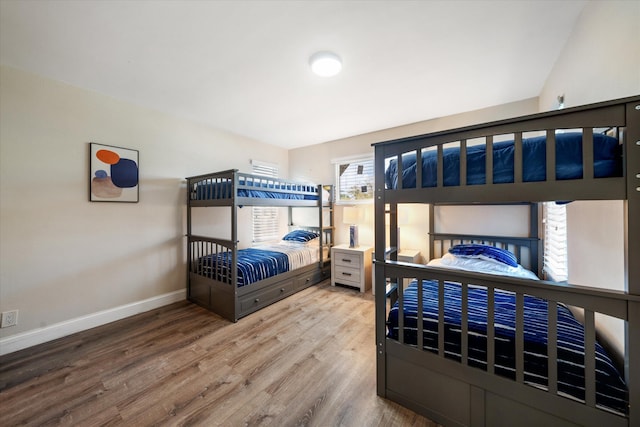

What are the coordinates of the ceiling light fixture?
(309, 51, 342, 77)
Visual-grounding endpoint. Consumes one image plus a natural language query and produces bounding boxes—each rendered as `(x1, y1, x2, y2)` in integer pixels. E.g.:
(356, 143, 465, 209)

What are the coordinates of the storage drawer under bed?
(239, 279, 295, 312)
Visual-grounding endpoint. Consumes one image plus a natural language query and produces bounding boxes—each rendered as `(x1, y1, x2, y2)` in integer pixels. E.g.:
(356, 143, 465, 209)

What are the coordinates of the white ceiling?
(0, 0, 587, 149)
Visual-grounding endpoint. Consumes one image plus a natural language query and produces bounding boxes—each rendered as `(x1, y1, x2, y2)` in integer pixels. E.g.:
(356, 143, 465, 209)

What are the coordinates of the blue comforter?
(385, 132, 622, 189)
(387, 280, 628, 414)
(199, 248, 290, 287)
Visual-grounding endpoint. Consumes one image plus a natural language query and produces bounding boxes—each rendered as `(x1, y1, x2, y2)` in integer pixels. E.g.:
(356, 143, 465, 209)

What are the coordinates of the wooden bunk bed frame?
(186, 169, 334, 322)
(373, 96, 640, 427)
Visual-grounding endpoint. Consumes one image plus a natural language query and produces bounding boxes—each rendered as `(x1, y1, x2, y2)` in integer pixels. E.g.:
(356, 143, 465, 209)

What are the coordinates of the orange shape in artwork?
(96, 149, 120, 165)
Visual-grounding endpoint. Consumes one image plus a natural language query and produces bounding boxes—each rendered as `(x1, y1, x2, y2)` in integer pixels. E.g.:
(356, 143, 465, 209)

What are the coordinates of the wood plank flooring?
(0, 281, 439, 426)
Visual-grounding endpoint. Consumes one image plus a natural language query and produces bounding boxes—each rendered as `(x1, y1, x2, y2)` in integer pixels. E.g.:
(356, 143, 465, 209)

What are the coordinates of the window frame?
(332, 154, 374, 205)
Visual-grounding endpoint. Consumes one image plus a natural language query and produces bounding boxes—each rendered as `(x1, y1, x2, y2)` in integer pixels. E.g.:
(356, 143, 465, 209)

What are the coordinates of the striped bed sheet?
(387, 280, 628, 415)
(198, 242, 322, 287)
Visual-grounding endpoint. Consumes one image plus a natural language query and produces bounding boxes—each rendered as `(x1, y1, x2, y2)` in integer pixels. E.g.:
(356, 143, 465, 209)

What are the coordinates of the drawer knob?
(254, 298, 260, 303)
(280, 288, 285, 292)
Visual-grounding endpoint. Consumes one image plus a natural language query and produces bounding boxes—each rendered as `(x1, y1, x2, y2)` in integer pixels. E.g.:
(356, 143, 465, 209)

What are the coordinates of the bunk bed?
(373, 96, 640, 427)
(186, 169, 334, 322)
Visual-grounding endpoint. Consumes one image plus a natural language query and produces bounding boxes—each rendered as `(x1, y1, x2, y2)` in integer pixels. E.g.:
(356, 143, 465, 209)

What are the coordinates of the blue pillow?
(448, 244, 518, 267)
(282, 229, 319, 243)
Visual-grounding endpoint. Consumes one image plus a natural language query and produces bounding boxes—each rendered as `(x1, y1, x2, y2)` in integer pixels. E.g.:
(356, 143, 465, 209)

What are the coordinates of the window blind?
(252, 160, 279, 243)
(543, 202, 568, 282)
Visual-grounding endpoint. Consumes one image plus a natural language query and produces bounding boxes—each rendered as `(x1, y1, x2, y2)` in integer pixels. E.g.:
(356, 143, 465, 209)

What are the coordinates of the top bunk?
(187, 169, 332, 208)
(374, 96, 640, 205)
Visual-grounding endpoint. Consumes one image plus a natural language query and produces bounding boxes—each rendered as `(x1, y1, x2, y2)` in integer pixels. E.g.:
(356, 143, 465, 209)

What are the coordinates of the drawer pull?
(254, 298, 260, 303)
(280, 288, 285, 292)
(341, 258, 352, 263)
(342, 272, 352, 276)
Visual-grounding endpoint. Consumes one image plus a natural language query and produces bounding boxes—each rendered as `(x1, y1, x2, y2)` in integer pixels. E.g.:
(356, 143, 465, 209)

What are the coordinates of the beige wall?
(290, 98, 539, 259)
(0, 66, 288, 346)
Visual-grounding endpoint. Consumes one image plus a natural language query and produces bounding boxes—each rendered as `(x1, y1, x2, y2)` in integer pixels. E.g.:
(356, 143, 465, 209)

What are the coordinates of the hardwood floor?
(0, 281, 439, 427)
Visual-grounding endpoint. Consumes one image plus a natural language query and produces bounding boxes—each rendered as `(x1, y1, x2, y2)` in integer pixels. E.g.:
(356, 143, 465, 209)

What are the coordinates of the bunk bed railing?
(375, 98, 635, 205)
(187, 169, 324, 205)
(187, 235, 236, 287)
(382, 261, 635, 425)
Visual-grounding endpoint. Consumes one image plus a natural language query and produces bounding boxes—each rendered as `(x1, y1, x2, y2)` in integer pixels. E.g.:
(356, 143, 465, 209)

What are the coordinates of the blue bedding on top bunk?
(385, 132, 622, 189)
(194, 179, 319, 200)
(387, 280, 628, 415)
(199, 248, 290, 287)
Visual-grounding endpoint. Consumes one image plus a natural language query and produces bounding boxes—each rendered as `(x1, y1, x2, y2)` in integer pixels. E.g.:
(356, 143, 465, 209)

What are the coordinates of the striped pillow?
(448, 244, 518, 267)
(282, 229, 319, 243)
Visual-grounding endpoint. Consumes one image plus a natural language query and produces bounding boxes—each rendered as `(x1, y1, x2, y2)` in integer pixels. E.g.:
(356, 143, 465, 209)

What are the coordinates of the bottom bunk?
(188, 229, 330, 321)
(377, 236, 635, 427)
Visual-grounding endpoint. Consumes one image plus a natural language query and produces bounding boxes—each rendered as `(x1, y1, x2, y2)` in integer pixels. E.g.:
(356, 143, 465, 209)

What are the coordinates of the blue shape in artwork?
(95, 169, 108, 178)
(111, 158, 138, 188)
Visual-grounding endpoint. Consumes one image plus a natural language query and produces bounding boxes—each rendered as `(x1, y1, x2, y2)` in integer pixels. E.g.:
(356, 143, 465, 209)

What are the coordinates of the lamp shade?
(343, 206, 361, 224)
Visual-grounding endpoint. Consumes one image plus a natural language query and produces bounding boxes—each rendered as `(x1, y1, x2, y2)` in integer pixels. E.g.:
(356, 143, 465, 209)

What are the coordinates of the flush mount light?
(309, 51, 342, 77)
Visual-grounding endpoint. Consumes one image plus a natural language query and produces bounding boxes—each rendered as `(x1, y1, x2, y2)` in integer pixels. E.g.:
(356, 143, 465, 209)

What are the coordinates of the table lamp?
(343, 206, 360, 248)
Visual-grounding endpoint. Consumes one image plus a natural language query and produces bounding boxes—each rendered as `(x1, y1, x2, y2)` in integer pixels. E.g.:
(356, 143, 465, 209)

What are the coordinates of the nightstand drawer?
(334, 252, 362, 268)
(334, 265, 361, 284)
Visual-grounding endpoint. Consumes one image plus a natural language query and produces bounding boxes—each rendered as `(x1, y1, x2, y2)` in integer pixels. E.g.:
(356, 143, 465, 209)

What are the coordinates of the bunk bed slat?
(487, 287, 495, 375)
(584, 309, 596, 408)
(398, 280, 405, 345)
(583, 128, 595, 180)
(437, 145, 444, 188)
(548, 299, 558, 396)
(514, 132, 523, 183)
(397, 154, 403, 190)
(417, 278, 424, 351)
(415, 149, 422, 189)
(460, 140, 467, 187)
(485, 136, 493, 185)
(438, 279, 445, 357)
(461, 283, 469, 365)
(515, 292, 525, 384)
(545, 130, 556, 182)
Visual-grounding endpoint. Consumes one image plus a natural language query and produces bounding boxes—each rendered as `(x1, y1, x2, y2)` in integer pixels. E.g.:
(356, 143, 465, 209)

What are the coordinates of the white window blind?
(543, 202, 568, 282)
(252, 160, 279, 243)
(334, 156, 374, 203)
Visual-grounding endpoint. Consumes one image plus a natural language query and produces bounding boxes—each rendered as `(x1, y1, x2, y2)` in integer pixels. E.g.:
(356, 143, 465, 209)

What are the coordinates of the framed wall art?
(89, 143, 139, 202)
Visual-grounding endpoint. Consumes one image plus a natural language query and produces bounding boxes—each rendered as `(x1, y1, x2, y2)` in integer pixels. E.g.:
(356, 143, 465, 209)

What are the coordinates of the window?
(333, 156, 374, 203)
(543, 202, 568, 282)
(252, 160, 279, 243)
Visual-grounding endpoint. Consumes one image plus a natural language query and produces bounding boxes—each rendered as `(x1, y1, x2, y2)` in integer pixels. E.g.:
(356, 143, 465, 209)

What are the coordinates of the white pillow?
(427, 253, 539, 280)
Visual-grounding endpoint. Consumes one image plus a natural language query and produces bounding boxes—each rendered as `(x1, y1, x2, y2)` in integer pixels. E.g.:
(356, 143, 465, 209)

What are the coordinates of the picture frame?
(89, 143, 139, 202)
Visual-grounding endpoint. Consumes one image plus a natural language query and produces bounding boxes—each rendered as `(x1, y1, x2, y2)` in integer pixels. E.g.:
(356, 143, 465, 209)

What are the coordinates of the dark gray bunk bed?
(186, 169, 334, 322)
(373, 96, 640, 426)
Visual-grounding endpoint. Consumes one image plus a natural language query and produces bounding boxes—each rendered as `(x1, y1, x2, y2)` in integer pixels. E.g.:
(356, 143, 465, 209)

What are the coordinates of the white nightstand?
(398, 249, 422, 264)
(331, 244, 373, 293)
(372, 249, 422, 295)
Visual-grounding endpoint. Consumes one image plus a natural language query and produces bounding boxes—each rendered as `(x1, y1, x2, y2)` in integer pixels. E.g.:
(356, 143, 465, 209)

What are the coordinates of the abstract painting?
(89, 143, 139, 202)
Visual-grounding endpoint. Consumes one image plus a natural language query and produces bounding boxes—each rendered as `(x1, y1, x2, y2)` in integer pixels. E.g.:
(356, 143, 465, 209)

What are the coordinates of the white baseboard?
(0, 289, 186, 356)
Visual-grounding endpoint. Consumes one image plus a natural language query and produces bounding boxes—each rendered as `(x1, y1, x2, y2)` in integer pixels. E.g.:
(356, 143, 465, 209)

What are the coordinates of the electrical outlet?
(1, 310, 18, 328)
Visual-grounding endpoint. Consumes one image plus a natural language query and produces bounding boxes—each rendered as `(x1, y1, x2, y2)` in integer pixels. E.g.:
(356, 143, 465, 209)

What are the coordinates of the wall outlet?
(1, 310, 18, 328)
